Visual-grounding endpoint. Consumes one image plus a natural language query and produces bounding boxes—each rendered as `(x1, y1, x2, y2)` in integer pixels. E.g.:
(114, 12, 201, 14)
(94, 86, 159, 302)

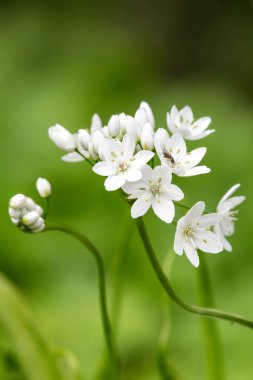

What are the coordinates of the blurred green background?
(1, 0, 253, 379)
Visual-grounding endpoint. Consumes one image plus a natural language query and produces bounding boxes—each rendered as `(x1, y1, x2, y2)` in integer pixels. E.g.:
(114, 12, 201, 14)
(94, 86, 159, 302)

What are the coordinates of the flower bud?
(36, 178, 52, 198)
(22, 211, 40, 227)
(78, 129, 91, 151)
(108, 115, 120, 137)
(140, 101, 155, 128)
(90, 114, 102, 134)
(9, 194, 26, 209)
(92, 130, 104, 153)
(140, 124, 154, 150)
(48, 124, 76, 152)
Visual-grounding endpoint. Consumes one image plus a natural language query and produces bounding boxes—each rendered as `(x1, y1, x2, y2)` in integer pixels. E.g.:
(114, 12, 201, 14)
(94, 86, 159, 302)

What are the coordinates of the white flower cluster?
(9, 178, 51, 233)
(48, 102, 245, 266)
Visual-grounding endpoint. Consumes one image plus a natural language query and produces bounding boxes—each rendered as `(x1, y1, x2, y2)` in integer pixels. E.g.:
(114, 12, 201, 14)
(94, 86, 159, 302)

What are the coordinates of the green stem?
(135, 217, 253, 329)
(198, 257, 225, 380)
(44, 225, 119, 374)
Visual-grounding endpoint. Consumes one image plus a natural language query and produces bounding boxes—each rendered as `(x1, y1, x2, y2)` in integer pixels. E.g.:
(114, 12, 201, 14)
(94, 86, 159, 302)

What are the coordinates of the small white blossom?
(93, 134, 154, 191)
(140, 123, 155, 150)
(154, 129, 210, 176)
(167, 105, 214, 140)
(48, 124, 76, 152)
(135, 101, 155, 128)
(213, 184, 246, 252)
(36, 178, 52, 198)
(174, 201, 223, 267)
(123, 165, 184, 223)
(9, 194, 45, 233)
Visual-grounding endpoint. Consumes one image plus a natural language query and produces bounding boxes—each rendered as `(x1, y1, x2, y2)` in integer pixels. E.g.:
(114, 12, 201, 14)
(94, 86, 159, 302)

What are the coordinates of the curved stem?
(135, 217, 253, 329)
(44, 225, 119, 374)
(198, 257, 225, 380)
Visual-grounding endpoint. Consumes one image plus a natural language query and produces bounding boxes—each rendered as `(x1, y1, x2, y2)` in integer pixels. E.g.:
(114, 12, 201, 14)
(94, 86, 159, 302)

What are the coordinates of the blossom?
(174, 201, 223, 267)
(154, 129, 210, 176)
(9, 194, 45, 233)
(122, 165, 184, 223)
(135, 101, 155, 128)
(166, 105, 214, 140)
(213, 184, 246, 252)
(36, 178, 52, 198)
(48, 124, 76, 152)
(93, 134, 154, 191)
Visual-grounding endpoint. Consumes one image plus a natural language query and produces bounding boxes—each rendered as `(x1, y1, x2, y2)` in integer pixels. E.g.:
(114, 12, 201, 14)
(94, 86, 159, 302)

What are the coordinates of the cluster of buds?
(9, 178, 51, 233)
(9, 194, 45, 233)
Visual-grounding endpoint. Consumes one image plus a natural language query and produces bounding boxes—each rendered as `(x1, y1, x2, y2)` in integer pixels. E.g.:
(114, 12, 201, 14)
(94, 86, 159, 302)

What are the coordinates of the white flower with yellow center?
(167, 105, 214, 140)
(154, 129, 210, 176)
(174, 201, 223, 267)
(213, 184, 246, 252)
(93, 134, 154, 191)
(122, 165, 184, 223)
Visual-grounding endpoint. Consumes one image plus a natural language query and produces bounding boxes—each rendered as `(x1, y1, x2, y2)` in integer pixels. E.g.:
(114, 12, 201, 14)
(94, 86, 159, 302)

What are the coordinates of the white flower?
(93, 134, 154, 191)
(107, 113, 127, 138)
(140, 123, 154, 150)
(36, 178, 52, 198)
(167, 105, 214, 140)
(122, 165, 184, 223)
(174, 201, 223, 267)
(48, 124, 76, 152)
(154, 129, 210, 176)
(213, 184, 246, 252)
(9, 194, 45, 233)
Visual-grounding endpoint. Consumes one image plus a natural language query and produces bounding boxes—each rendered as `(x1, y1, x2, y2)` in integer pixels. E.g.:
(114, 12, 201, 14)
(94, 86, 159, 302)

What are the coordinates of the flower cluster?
(47, 101, 245, 266)
(8, 178, 51, 233)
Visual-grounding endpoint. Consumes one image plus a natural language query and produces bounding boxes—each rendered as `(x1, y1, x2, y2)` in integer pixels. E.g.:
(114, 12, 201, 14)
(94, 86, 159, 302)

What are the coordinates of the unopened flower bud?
(36, 178, 52, 198)
(78, 129, 91, 150)
(22, 211, 40, 227)
(90, 114, 102, 134)
(92, 130, 104, 153)
(48, 124, 76, 152)
(108, 115, 120, 137)
(140, 124, 154, 150)
(9, 194, 26, 209)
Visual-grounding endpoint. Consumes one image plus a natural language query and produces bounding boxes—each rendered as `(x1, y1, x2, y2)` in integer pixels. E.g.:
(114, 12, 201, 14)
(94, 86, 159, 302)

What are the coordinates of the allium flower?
(9, 194, 45, 233)
(174, 201, 223, 267)
(154, 129, 210, 176)
(48, 124, 76, 152)
(122, 165, 184, 223)
(36, 178, 52, 198)
(93, 134, 154, 191)
(213, 184, 246, 252)
(166, 105, 214, 140)
(135, 101, 155, 128)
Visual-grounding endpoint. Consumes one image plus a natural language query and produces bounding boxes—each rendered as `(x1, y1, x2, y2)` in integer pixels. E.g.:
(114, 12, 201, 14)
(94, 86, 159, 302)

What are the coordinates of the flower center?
(151, 184, 160, 194)
(185, 225, 194, 237)
(118, 161, 128, 171)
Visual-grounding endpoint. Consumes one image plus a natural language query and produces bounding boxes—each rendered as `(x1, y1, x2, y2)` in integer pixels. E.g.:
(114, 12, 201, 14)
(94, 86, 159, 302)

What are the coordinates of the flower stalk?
(44, 225, 119, 375)
(135, 217, 253, 329)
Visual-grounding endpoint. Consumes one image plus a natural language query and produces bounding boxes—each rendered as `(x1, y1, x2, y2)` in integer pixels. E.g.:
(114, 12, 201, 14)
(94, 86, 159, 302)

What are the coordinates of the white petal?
(131, 196, 152, 218)
(124, 169, 142, 182)
(131, 150, 154, 168)
(90, 113, 102, 134)
(180, 106, 193, 122)
(122, 133, 136, 161)
(152, 197, 175, 223)
(61, 152, 84, 162)
(213, 224, 232, 252)
(188, 129, 215, 141)
(184, 147, 207, 168)
(102, 139, 121, 161)
(219, 184, 241, 206)
(166, 133, 187, 158)
(190, 117, 212, 134)
(163, 184, 184, 201)
(174, 229, 185, 255)
(104, 175, 126, 191)
(194, 230, 223, 253)
(183, 166, 210, 177)
(225, 196, 246, 209)
(93, 161, 116, 176)
(198, 213, 223, 228)
(122, 179, 147, 198)
(153, 165, 172, 185)
(179, 201, 205, 228)
(155, 128, 169, 148)
(184, 240, 199, 267)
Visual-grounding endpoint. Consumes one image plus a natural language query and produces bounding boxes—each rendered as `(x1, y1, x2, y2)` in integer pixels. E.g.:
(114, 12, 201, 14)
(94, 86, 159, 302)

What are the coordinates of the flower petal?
(198, 213, 223, 228)
(93, 161, 116, 176)
(131, 150, 154, 168)
(225, 195, 246, 209)
(163, 184, 184, 201)
(122, 133, 136, 161)
(184, 240, 199, 267)
(104, 174, 126, 191)
(188, 129, 215, 140)
(183, 166, 210, 177)
(184, 147, 207, 168)
(152, 197, 175, 223)
(153, 165, 172, 185)
(179, 201, 205, 228)
(61, 152, 84, 162)
(218, 184, 241, 207)
(213, 224, 232, 252)
(124, 169, 142, 182)
(102, 139, 121, 161)
(131, 196, 152, 218)
(190, 117, 212, 134)
(194, 230, 223, 253)
(174, 228, 185, 255)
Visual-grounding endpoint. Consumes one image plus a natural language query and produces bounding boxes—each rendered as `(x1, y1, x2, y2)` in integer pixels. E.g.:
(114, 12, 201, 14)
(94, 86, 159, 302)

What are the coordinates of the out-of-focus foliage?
(0, 1, 253, 379)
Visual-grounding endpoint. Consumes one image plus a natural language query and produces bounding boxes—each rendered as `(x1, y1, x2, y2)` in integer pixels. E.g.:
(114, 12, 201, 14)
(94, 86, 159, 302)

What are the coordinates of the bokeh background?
(1, 0, 253, 379)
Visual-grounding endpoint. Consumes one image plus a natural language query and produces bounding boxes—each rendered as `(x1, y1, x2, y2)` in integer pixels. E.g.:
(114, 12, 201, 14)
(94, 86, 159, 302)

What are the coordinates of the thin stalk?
(44, 225, 119, 375)
(135, 217, 253, 329)
(198, 257, 225, 380)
